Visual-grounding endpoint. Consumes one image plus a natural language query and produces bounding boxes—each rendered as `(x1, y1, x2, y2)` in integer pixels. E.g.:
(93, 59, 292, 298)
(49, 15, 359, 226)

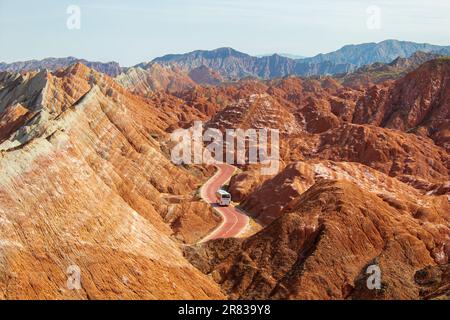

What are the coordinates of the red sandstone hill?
(200, 58, 450, 154)
(116, 63, 197, 95)
(231, 160, 449, 225)
(354, 58, 450, 151)
(206, 92, 301, 135)
(201, 61, 449, 192)
(183, 58, 449, 300)
(0, 63, 224, 299)
(185, 179, 449, 299)
(116, 63, 225, 97)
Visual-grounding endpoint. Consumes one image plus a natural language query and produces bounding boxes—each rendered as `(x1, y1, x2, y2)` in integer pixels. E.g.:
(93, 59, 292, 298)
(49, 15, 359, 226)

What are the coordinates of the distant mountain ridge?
(2, 40, 450, 80)
(151, 47, 296, 80)
(151, 40, 450, 79)
(303, 40, 450, 65)
(0, 57, 124, 77)
(256, 53, 307, 59)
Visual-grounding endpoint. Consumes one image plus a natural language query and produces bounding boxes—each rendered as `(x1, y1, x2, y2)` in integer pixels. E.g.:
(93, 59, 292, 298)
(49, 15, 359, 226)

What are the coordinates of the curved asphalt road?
(200, 163, 249, 242)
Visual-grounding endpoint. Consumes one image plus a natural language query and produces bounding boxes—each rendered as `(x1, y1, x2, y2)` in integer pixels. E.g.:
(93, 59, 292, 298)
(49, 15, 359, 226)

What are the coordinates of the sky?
(1, 0, 449, 66)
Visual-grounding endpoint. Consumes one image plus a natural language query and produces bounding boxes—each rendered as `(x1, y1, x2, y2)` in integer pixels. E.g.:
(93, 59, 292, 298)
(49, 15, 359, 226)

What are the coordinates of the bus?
(216, 189, 231, 206)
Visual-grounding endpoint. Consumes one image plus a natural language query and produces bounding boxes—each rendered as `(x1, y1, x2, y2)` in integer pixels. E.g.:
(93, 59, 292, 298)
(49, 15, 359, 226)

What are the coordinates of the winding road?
(199, 163, 249, 242)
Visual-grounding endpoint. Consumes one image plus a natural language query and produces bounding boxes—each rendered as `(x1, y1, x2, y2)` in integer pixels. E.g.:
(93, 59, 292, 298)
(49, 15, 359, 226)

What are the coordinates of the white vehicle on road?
(216, 190, 231, 206)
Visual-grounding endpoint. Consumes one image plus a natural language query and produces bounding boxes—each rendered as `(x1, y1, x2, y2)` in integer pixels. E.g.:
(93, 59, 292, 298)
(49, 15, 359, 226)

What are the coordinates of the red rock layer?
(0, 64, 224, 299)
(186, 179, 449, 299)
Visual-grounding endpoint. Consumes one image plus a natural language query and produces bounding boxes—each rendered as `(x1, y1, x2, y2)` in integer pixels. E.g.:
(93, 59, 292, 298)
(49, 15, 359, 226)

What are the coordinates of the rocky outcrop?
(161, 196, 221, 244)
(228, 165, 273, 202)
(0, 104, 32, 143)
(415, 264, 450, 300)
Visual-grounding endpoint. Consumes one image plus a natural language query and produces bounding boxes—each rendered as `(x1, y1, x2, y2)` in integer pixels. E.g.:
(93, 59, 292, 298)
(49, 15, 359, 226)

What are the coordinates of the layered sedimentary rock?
(116, 64, 196, 95)
(0, 63, 224, 299)
(207, 92, 301, 135)
(354, 58, 450, 151)
(232, 160, 449, 225)
(185, 57, 450, 300)
(186, 179, 449, 299)
(1, 53, 449, 300)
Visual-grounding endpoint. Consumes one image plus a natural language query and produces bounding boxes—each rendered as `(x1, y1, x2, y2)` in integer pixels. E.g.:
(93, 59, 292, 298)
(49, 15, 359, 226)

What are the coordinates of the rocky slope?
(185, 179, 449, 299)
(233, 160, 449, 224)
(116, 63, 196, 95)
(206, 92, 301, 135)
(0, 63, 224, 299)
(338, 51, 444, 88)
(116, 64, 226, 95)
(183, 57, 450, 300)
(354, 58, 450, 151)
(202, 61, 450, 189)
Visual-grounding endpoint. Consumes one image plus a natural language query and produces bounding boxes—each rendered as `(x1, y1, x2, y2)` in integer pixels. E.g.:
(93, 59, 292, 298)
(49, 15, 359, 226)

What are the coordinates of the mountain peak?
(197, 47, 250, 59)
(211, 47, 239, 53)
(60, 61, 93, 77)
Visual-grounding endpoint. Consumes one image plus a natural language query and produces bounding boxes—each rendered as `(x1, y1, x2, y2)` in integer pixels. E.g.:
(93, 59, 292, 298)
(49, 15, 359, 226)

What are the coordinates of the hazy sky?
(1, 0, 449, 66)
